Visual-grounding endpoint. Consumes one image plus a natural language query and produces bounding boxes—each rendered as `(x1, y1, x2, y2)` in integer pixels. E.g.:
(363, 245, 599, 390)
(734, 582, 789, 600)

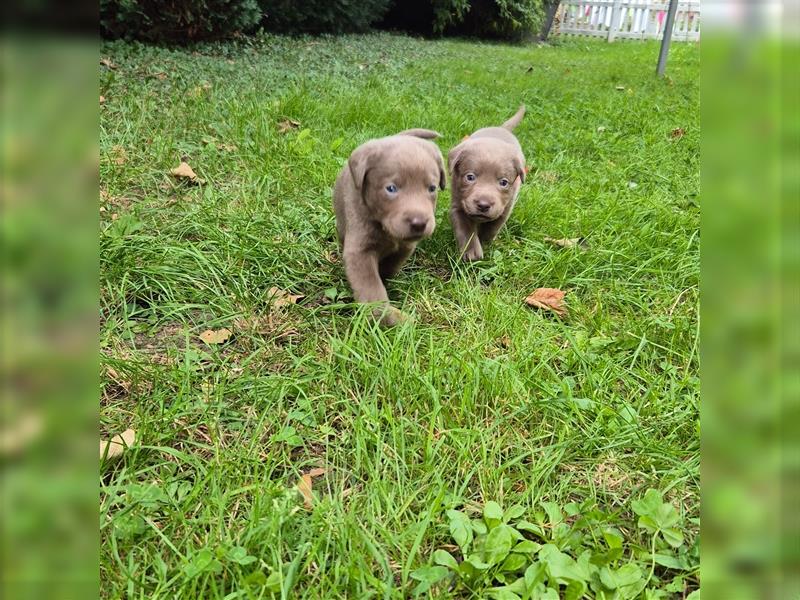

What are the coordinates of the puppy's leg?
(478, 212, 510, 246)
(343, 245, 406, 327)
(450, 207, 483, 261)
(379, 244, 415, 280)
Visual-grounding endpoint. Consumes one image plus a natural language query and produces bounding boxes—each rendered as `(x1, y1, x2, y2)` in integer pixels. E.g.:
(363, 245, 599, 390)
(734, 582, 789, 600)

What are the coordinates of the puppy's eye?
(428, 184, 437, 193)
(465, 173, 476, 183)
(385, 184, 398, 194)
(499, 178, 510, 188)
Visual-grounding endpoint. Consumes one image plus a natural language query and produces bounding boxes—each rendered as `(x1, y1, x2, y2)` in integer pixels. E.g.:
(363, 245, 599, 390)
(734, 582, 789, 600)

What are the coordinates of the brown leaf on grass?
(100, 95, 106, 105)
(100, 428, 135, 461)
(524, 288, 567, 317)
(267, 287, 304, 308)
(199, 328, 232, 345)
(278, 119, 301, 134)
(111, 145, 127, 165)
(170, 160, 205, 184)
(544, 236, 587, 249)
(537, 171, 559, 184)
(670, 127, 685, 140)
(297, 467, 327, 509)
(100, 57, 117, 69)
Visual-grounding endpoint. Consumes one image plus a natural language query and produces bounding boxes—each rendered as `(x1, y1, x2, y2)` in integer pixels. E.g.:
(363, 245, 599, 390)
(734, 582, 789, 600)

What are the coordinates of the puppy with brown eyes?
(333, 129, 446, 326)
(448, 105, 527, 261)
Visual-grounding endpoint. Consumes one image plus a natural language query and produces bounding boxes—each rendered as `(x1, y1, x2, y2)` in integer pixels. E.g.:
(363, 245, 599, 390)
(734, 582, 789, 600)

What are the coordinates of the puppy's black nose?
(408, 216, 428, 233)
(477, 200, 491, 213)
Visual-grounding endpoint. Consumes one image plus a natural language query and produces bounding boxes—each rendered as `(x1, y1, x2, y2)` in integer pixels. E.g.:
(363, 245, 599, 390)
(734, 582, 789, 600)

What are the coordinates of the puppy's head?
(449, 138, 525, 222)
(348, 136, 445, 241)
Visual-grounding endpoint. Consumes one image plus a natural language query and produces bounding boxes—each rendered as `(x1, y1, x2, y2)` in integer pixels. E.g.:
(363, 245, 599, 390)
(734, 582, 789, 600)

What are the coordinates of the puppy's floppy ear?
(431, 146, 447, 190)
(348, 142, 378, 190)
(448, 142, 466, 176)
(513, 153, 526, 183)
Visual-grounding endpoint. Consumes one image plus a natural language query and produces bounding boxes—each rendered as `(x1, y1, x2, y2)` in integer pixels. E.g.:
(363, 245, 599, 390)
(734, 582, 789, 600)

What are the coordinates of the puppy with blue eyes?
(333, 129, 446, 326)
(448, 105, 526, 261)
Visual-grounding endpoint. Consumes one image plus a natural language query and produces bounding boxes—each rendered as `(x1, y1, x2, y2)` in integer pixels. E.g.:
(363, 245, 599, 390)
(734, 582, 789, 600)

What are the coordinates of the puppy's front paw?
(374, 305, 409, 328)
(463, 244, 484, 262)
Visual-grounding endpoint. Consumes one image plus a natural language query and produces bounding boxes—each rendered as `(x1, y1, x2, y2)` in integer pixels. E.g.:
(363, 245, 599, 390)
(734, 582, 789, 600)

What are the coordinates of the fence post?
(607, 0, 623, 42)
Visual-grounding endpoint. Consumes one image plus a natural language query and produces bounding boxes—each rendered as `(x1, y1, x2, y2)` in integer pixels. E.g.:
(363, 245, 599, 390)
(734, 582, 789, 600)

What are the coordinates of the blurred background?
(1, 0, 797, 598)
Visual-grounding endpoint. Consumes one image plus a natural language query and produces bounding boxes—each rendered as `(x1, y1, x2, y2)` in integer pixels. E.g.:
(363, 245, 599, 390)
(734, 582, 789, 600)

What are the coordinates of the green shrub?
(259, 0, 392, 34)
(100, 0, 262, 42)
(382, 0, 544, 40)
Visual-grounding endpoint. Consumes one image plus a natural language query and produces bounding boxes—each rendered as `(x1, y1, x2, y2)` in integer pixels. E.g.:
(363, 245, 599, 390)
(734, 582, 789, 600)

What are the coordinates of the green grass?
(100, 33, 699, 599)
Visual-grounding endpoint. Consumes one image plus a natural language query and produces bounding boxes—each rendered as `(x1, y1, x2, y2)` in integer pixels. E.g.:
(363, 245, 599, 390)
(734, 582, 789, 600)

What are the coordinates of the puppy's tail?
(396, 128, 440, 139)
(501, 105, 526, 131)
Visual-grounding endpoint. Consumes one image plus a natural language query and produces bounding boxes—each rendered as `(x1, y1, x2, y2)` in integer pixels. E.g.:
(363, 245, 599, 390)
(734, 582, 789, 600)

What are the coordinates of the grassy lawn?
(100, 33, 699, 599)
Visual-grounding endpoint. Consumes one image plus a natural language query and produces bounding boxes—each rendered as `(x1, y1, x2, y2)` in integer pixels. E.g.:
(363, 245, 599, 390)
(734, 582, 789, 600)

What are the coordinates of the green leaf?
(564, 579, 587, 600)
(446, 509, 473, 553)
(432, 549, 458, 570)
(600, 564, 642, 589)
(686, 590, 700, 600)
(410, 565, 448, 594)
(485, 524, 514, 565)
(183, 548, 223, 579)
(227, 546, 257, 565)
(538, 544, 587, 583)
(524, 561, 546, 590)
(590, 547, 623, 566)
(512, 540, 540, 555)
(540, 501, 563, 527)
(603, 529, 624, 549)
(653, 552, 684, 570)
(487, 588, 521, 600)
(631, 489, 663, 518)
(472, 519, 488, 535)
(503, 504, 526, 523)
(264, 570, 282, 592)
(506, 576, 527, 594)
(465, 554, 491, 570)
(484, 501, 504, 527)
(662, 527, 685, 548)
(500, 553, 528, 573)
(515, 520, 545, 537)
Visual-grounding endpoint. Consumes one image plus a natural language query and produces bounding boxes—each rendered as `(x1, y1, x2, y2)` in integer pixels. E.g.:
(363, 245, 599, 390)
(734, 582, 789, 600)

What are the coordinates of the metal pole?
(656, 0, 680, 76)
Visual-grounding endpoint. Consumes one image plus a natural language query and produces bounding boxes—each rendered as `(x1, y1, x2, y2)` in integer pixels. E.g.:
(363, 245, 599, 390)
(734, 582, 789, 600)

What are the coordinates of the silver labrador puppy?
(334, 129, 446, 326)
(448, 105, 526, 261)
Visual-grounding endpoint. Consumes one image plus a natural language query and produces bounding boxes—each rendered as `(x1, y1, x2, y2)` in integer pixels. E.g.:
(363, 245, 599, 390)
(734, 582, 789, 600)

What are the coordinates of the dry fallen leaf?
(268, 287, 304, 308)
(170, 160, 205, 184)
(111, 146, 127, 166)
(297, 467, 326, 509)
(199, 328, 232, 345)
(524, 288, 567, 317)
(544, 236, 587, 249)
(100, 95, 106, 105)
(278, 119, 301, 134)
(671, 127, 685, 139)
(100, 57, 117, 69)
(100, 428, 135, 461)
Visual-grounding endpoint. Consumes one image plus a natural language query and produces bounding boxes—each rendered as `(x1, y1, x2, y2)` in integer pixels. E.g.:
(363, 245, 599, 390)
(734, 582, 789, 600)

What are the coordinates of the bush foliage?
(259, 0, 392, 34)
(100, 0, 544, 42)
(100, 0, 262, 42)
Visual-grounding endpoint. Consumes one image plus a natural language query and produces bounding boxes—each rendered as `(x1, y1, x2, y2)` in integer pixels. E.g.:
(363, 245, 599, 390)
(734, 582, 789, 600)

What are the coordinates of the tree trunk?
(539, 0, 560, 41)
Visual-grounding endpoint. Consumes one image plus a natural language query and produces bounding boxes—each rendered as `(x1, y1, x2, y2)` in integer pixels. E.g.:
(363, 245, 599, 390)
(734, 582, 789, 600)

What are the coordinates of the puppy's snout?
(407, 215, 429, 234)
(476, 199, 492, 213)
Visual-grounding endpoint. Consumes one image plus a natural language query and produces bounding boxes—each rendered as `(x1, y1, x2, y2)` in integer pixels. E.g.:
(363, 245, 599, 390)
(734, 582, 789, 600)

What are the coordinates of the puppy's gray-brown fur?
(333, 129, 446, 326)
(448, 105, 526, 261)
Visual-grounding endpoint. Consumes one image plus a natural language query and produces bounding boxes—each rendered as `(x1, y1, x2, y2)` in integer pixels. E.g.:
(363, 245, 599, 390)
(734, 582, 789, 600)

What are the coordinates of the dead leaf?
(170, 160, 205, 184)
(538, 171, 559, 184)
(671, 127, 685, 139)
(110, 145, 127, 165)
(199, 328, 232, 345)
(100, 57, 117, 69)
(297, 467, 326, 509)
(615, 85, 625, 91)
(278, 119, 301, 134)
(498, 335, 511, 349)
(100, 95, 106, 104)
(100, 428, 135, 461)
(267, 287, 304, 308)
(524, 288, 567, 317)
(544, 236, 587, 249)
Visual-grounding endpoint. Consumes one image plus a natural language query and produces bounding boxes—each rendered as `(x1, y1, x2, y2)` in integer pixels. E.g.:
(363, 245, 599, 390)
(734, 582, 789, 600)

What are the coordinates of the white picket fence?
(557, 0, 700, 42)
